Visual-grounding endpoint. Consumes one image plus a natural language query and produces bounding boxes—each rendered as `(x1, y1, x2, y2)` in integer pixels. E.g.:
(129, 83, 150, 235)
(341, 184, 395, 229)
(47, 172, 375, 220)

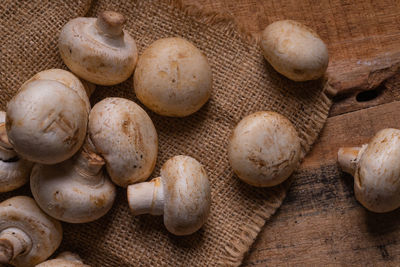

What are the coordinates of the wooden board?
(183, 0, 400, 265)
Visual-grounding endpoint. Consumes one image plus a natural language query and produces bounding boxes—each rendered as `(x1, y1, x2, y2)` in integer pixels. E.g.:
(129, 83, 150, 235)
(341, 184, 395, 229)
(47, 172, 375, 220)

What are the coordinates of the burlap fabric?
(0, 0, 332, 266)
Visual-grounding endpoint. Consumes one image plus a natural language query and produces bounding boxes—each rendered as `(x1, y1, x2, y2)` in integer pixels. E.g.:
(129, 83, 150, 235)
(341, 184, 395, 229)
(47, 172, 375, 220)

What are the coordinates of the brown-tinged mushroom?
(36, 252, 90, 267)
(134, 37, 212, 117)
(260, 20, 329, 81)
(6, 69, 89, 164)
(0, 111, 33, 192)
(30, 139, 116, 223)
(338, 128, 400, 213)
(59, 11, 138, 86)
(127, 155, 211, 235)
(88, 97, 158, 187)
(0, 196, 62, 267)
(228, 111, 301, 187)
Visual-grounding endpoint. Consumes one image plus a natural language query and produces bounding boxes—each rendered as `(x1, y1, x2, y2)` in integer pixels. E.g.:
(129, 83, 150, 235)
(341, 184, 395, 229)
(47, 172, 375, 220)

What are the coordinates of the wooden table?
(184, 0, 400, 265)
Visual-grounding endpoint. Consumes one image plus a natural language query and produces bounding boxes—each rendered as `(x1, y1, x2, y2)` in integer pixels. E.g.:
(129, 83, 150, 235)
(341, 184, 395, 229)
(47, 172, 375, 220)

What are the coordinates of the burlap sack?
(0, 0, 332, 266)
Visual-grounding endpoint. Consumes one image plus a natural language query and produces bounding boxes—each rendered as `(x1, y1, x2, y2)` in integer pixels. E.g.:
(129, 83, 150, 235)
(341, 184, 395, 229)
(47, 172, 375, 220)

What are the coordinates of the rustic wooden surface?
(183, 0, 400, 265)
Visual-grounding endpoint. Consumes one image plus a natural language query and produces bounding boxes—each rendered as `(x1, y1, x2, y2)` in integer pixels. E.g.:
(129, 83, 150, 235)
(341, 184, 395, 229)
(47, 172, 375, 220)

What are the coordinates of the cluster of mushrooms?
(0, 10, 396, 267)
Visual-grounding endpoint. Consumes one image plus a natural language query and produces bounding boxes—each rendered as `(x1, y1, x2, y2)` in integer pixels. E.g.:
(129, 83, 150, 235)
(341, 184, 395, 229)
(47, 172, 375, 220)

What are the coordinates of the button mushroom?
(127, 155, 211, 236)
(30, 139, 116, 223)
(0, 196, 62, 267)
(338, 128, 400, 213)
(260, 20, 329, 81)
(6, 69, 90, 164)
(88, 97, 158, 187)
(59, 11, 138, 86)
(0, 111, 33, 192)
(36, 252, 90, 267)
(21, 69, 92, 113)
(228, 111, 301, 187)
(134, 37, 212, 117)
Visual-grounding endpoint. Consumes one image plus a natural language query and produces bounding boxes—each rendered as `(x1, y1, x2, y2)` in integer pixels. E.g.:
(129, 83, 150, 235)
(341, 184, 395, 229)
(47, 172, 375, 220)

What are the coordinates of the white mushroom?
(22, 69, 92, 113)
(36, 252, 90, 267)
(228, 111, 301, 187)
(127, 155, 211, 235)
(0, 196, 62, 267)
(260, 20, 329, 81)
(6, 69, 89, 164)
(88, 97, 158, 187)
(30, 139, 116, 223)
(338, 128, 400, 213)
(134, 37, 212, 117)
(0, 111, 32, 192)
(59, 11, 138, 86)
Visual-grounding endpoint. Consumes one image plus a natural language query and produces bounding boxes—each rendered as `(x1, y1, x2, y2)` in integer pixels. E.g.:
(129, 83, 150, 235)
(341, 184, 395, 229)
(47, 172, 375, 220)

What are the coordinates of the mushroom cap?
(30, 158, 116, 223)
(6, 79, 88, 164)
(354, 128, 400, 213)
(0, 196, 62, 267)
(36, 252, 90, 267)
(260, 20, 329, 81)
(88, 97, 158, 187)
(59, 12, 138, 86)
(35, 259, 90, 267)
(134, 37, 212, 117)
(0, 111, 33, 193)
(22, 69, 91, 114)
(228, 111, 301, 187)
(0, 156, 32, 193)
(161, 155, 211, 235)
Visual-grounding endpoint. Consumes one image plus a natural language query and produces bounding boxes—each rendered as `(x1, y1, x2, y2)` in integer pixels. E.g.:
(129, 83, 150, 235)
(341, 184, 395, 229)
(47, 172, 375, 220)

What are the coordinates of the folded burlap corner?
(0, 0, 332, 266)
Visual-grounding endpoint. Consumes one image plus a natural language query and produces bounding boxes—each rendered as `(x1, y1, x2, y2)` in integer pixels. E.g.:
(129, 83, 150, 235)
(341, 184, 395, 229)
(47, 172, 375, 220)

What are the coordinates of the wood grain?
(182, 0, 400, 265)
(184, 0, 400, 96)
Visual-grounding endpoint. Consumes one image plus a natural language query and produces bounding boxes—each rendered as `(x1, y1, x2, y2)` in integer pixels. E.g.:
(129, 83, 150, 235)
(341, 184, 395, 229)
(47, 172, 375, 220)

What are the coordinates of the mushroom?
(260, 20, 329, 81)
(21, 69, 92, 112)
(36, 252, 90, 267)
(127, 155, 211, 235)
(88, 97, 158, 187)
(338, 128, 400, 213)
(134, 37, 212, 117)
(0, 196, 62, 267)
(0, 111, 33, 192)
(6, 69, 90, 164)
(59, 11, 138, 86)
(30, 139, 116, 223)
(228, 111, 301, 187)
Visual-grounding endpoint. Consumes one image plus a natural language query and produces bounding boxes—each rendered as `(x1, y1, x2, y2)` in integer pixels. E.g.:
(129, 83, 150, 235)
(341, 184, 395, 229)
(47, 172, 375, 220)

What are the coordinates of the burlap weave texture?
(0, 0, 331, 266)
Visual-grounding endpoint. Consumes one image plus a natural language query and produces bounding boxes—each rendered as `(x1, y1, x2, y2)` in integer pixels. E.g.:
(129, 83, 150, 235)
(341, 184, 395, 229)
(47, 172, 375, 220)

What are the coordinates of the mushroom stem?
(0, 123, 18, 161)
(0, 122, 19, 161)
(0, 123, 12, 150)
(127, 177, 164, 216)
(96, 11, 126, 37)
(74, 148, 105, 178)
(0, 228, 32, 264)
(337, 145, 367, 176)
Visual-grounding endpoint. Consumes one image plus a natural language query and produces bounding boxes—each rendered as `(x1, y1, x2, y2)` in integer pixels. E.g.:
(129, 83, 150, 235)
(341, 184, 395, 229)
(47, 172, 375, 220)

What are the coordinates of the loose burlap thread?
(0, 0, 332, 266)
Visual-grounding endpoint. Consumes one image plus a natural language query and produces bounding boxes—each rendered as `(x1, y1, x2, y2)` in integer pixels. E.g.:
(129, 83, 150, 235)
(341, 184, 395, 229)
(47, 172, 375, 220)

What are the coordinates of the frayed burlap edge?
(124, 1, 332, 266)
